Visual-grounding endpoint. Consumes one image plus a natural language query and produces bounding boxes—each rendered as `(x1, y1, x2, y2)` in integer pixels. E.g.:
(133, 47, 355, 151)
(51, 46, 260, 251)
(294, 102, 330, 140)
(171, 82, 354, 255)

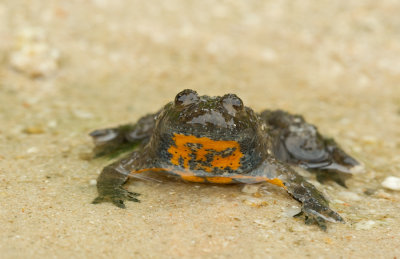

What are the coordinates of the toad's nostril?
(221, 94, 243, 115)
(175, 89, 199, 106)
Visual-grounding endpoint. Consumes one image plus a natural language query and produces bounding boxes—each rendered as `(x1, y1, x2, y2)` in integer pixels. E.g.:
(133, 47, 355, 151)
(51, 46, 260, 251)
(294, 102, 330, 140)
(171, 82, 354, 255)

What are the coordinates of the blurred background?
(1, 0, 399, 133)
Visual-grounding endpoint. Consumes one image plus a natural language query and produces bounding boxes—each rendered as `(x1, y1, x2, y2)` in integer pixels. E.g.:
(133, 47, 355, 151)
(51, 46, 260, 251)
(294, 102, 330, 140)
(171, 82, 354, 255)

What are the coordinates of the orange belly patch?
(206, 177, 233, 184)
(168, 133, 243, 172)
(129, 167, 286, 189)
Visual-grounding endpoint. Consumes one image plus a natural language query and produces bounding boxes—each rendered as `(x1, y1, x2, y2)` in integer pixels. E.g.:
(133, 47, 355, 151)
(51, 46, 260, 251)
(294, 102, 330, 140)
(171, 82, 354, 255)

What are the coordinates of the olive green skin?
(90, 89, 360, 230)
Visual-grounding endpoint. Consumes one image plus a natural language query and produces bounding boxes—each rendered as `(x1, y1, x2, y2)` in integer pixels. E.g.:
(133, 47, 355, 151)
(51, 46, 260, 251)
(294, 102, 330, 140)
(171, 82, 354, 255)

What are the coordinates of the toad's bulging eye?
(222, 94, 243, 114)
(175, 89, 199, 106)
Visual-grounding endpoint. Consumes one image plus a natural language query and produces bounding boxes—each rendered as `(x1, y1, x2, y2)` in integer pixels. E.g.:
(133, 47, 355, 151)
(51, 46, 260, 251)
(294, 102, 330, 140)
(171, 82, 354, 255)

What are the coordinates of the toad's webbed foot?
(92, 186, 140, 208)
(295, 196, 344, 231)
(253, 159, 344, 230)
(92, 152, 146, 208)
(287, 177, 344, 231)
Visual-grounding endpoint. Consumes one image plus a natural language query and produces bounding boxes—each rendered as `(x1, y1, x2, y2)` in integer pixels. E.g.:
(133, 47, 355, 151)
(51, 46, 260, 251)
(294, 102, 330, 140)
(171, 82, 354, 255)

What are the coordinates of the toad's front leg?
(282, 169, 344, 230)
(251, 160, 343, 230)
(92, 152, 142, 208)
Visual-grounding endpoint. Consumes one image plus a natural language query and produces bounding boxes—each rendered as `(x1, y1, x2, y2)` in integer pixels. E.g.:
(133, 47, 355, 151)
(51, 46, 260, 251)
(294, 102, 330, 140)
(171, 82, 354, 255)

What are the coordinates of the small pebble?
(355, 220, 376, 230)
(89, 179, 97, 186)
(26, 147, 39, 153)
(381, 176, 400, 191)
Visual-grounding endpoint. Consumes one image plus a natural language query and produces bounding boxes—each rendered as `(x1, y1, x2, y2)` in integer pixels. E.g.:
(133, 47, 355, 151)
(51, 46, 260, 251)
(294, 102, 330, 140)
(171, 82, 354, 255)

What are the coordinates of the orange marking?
(181, 175, 205, 183)
(168, 133, 243, 172)
(131, 168, 167, 174)
(206, 177, 233, 184)
(266, 178, 285, 188)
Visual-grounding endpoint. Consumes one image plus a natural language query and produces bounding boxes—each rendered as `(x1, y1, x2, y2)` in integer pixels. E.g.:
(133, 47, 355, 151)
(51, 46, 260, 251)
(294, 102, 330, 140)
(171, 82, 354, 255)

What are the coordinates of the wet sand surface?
(1, 1, 400, 258)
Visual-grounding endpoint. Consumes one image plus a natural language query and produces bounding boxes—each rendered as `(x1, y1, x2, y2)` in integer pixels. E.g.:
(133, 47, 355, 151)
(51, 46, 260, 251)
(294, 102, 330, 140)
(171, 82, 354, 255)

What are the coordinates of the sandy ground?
(1, 0, 400, 258)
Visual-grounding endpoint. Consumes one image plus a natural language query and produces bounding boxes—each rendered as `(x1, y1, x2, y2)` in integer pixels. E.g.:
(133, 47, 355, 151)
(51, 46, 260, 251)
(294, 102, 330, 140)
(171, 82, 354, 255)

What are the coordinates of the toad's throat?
(168, 133, 243, 172)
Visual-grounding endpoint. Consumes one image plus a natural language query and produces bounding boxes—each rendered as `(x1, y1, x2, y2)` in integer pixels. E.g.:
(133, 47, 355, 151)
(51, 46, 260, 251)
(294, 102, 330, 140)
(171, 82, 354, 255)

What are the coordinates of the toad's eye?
(175, 89, 199, 106)
(222, 94, 243, 115)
